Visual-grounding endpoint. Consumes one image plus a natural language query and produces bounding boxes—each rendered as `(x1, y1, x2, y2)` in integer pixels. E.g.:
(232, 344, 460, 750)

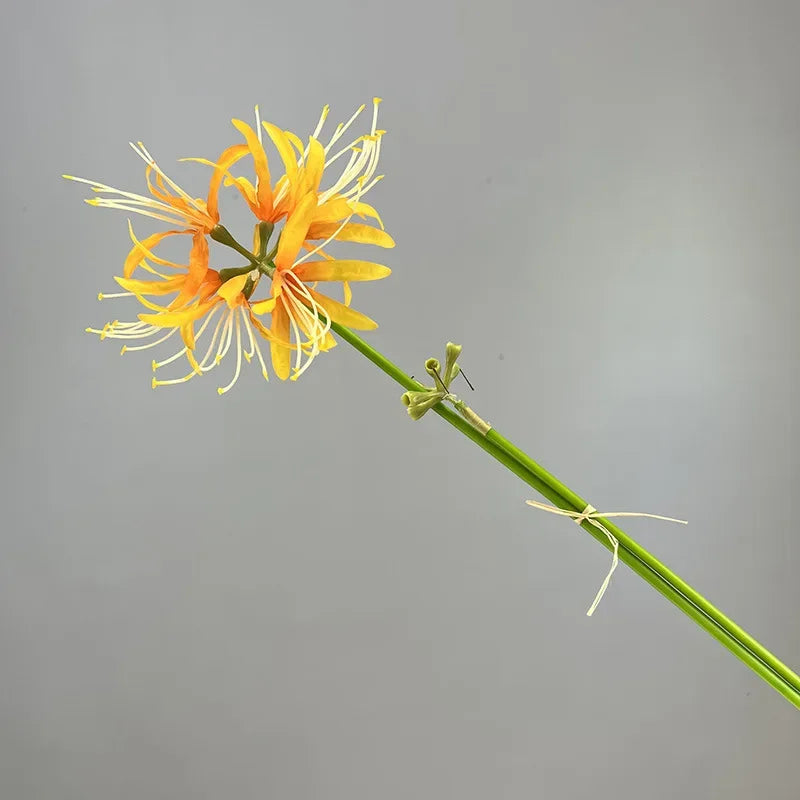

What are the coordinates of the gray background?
(2, 0, 799, 797)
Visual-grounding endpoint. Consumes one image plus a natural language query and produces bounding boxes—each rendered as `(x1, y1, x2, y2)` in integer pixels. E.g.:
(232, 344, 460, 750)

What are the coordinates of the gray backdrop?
(2, 1, 799, 798)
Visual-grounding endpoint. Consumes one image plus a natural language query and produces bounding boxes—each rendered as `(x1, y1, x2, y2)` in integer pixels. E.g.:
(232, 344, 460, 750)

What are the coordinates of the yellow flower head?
(64, 141, 242, 266)
(203, 99, 392, 243)
(74, 100, 395, 393)
(88, 230, 275, 394)
(253, 190, 391, 381)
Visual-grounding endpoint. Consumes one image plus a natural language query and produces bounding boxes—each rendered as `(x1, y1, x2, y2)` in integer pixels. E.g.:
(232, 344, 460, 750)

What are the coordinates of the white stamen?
(218, 313, 244, 394)
(121, 327, 179, 353)
(241, 309, 269, 380)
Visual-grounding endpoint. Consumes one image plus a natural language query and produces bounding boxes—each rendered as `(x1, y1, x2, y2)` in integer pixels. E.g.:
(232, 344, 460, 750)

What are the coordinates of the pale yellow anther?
(120, 345, 127, 355)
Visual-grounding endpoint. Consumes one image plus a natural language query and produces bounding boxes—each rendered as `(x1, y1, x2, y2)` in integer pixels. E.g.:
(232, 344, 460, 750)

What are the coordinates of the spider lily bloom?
(64, 141, 243, 270)
(87, 232, 272, 394)
(253, 191, 391, 381)
(204, 99, 394, 248)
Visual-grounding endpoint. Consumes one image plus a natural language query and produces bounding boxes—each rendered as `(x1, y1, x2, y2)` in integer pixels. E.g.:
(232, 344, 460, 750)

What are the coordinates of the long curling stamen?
(241, 310, 269, 380)
(131, 142, 204, 211)
(215, 311, 235, 365)
(323, 104, 366, 154)
(152, 307, 219, 370)
(218, 312, 244, 394)
(197, 312, 228, 371)
(121, 327, 179, 354)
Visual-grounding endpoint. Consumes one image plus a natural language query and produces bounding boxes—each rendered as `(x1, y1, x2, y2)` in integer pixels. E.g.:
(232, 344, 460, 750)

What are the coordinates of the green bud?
(443, 342, 462, 387)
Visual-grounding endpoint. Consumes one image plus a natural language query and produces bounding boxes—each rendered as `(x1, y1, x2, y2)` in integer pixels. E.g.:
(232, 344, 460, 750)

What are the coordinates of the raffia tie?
(525, 500, 688, 617)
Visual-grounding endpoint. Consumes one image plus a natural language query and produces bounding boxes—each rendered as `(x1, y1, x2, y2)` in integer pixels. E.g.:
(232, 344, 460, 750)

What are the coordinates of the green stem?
(210, 225, 260, 265)
(330, 321, 800, 710)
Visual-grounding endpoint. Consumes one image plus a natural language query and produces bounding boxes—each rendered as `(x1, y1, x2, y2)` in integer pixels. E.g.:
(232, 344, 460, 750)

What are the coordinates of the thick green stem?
(330, 321, 800, 710)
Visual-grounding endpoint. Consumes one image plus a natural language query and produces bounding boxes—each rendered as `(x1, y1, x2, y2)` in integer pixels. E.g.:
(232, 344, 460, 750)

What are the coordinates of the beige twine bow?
(525, 500, 688, 616)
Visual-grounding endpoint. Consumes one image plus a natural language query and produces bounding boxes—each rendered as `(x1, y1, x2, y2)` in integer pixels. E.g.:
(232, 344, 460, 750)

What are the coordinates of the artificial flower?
(87, 228, 272, 394)
(251, 191, 391, 381)
(198, 99, 394, 246)
(64, 141, 243, 273)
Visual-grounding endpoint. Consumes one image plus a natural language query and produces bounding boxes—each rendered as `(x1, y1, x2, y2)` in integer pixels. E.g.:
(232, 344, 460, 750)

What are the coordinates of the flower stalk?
(328, 320, 800, 711)
(67, 99, 800, 711)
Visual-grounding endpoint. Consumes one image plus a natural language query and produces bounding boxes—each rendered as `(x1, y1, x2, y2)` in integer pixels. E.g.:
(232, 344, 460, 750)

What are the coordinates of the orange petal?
(275, 193, 318, 268)
(188, 233, 210, 281)
(301, 137, 326, 196)
(270, 299, 292, 380)
(292, 259, 390, 282)
(312, 197, 354, 224)
(217, 273, 249, 308)
(305, 222, 395, 248)
(206, 143, 249, 220)
(250, 296, 277, 315)
(124, 228, 186, 278)
(139, 300, 216, 328)
(169, 233, 210, 308)
(306, 288, 378, 330)
(114, 275, 186, 295)
(350, 201, 384, 229)
(263, 122, 298, 188)
(285, 130, 305, 158)
(180, 320, 196, 350)
(232, 120, 273, 216)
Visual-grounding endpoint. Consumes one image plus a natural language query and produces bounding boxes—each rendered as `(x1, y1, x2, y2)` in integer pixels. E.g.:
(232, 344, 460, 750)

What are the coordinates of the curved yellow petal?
(217, 273, 249, 308)
(231, 120, 273, 215)
(270, 298, 292, 380)
(181, 320, 196, 350)
(305, 222, 395, 248)
(139, 301, 215, 328)
(285, 130, 305, 158)
(114, 275, 186, 295)
(350, 201, 384, 229)
(251, 297, 277, 315)
(306, 288, 378, 330)
(206, 143, 250, 220)
(124, 227, 186, 278)
(302, 137, 325, 196)
(275, 193, 318, 269)
(311, 197, 353, 224)
(263, 122, 298, 187)
(292, 259, 390, 282)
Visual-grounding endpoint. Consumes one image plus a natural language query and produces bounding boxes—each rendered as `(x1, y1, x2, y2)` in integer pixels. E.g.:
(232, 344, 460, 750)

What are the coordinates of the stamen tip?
(120, 345, 127, 355)
(373, 97, 382, 105)
(97, 292, 104, 301)
(217, 387, 226, 395)
(243, 352, 252, 363)
(151, 359, 158, 372)
(151, 377, 158, 389)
